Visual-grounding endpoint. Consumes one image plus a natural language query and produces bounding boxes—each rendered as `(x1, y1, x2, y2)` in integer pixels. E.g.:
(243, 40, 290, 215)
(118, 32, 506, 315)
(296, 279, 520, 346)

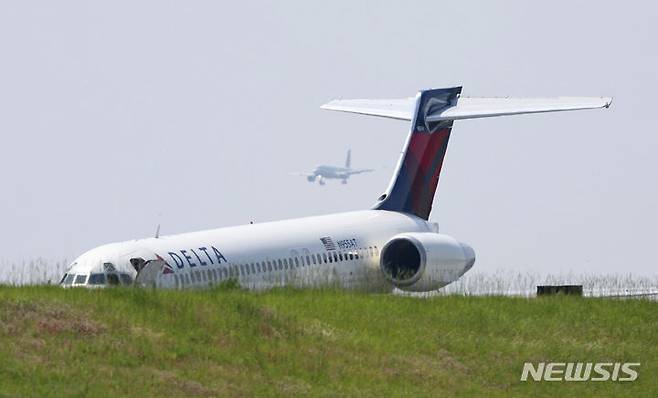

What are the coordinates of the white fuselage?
(63, 210, 467, 292)
(313, 165, 350, 179)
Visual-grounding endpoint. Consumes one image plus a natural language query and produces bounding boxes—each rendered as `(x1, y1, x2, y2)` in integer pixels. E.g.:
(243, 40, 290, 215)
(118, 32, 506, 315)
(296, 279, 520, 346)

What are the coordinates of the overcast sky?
(0, 1, 656, 276)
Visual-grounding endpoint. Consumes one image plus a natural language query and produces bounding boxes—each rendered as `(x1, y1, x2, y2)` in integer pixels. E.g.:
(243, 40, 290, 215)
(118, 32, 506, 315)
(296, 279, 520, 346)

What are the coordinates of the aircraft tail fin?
(321, 87, 611, 220)
(345, 149, 351, 168)
(373, 87, 461, 219)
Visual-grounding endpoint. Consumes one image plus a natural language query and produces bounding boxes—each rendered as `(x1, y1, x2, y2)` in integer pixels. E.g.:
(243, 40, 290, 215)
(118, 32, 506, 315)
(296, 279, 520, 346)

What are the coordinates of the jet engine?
(379, 232, 475, 292)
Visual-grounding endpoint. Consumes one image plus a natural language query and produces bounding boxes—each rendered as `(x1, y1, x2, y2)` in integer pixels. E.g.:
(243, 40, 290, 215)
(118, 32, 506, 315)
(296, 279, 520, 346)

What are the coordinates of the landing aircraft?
(60, 87, 611, 292)
(290, 149, 373, 184)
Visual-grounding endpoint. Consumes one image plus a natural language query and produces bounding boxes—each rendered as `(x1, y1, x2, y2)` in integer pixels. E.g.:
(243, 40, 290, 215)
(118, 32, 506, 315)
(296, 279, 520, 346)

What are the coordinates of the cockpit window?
(107, 273, 120, 286)
(74, 274, 88, 285)
(88, 273, 106, 285)
(63, 274, 75, 285)
(119, 274, 133, 285)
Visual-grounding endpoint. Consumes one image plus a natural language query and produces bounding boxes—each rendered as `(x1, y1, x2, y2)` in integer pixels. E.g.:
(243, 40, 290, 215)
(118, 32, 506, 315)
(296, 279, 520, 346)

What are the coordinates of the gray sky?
(0, 1, 656, 275)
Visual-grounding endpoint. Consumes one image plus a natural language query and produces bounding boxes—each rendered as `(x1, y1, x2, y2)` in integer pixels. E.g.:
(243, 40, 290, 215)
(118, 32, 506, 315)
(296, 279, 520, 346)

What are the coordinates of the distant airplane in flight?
(60, 86, 611, 292)
(291, 149, 373, 184)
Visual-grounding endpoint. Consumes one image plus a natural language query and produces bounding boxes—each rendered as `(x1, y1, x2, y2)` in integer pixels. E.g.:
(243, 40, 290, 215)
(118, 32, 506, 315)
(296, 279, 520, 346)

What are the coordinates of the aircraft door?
(134, 259, 166, 288)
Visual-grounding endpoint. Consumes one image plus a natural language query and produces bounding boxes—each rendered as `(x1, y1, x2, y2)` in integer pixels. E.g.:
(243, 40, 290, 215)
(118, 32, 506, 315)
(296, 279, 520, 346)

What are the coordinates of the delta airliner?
(60, 87, 611, 292)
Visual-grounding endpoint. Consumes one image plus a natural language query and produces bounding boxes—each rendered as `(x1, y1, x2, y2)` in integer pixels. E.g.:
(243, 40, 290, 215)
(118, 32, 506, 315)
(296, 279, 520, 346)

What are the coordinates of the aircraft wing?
(321, 96, 612, 121)
(347, 168, 374, 175)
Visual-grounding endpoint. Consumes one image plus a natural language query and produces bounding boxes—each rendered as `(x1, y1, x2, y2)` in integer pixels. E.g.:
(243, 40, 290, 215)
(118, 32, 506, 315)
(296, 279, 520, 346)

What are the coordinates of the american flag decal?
(320, 236, 336, 251)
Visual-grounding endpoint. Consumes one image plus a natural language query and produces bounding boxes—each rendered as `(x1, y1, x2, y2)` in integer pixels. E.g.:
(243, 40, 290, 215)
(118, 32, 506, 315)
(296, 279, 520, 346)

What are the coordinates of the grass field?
(0, 285, 656, 397)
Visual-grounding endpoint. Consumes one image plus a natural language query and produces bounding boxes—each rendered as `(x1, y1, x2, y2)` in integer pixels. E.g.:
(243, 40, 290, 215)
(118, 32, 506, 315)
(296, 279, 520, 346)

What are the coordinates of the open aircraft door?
(133, 259, 175, 289)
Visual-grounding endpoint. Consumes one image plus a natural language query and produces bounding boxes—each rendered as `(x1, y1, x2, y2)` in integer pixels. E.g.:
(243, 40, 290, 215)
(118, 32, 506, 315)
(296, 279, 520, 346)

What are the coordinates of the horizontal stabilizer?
(321, 95, 612, 122)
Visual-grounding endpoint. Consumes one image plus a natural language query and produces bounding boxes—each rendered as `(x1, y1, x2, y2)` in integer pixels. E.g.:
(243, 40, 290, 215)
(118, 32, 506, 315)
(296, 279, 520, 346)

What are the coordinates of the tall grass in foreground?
(0, 286, 656, 397)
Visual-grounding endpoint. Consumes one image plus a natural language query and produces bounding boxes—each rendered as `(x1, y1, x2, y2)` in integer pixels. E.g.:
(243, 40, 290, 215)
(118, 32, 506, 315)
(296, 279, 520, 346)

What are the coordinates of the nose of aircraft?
(459, 242, 476, 273)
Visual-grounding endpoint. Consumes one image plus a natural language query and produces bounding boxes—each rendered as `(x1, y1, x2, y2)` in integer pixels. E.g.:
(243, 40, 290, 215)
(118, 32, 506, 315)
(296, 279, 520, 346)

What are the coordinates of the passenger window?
(312, 254, 317, 265)
(349, 253, 354, 260)
(107, 274, 120, 286)
(63, 274, 76, 285)
(328, 253, 333, 263)
(256, 263, 261, 273)
(322, 253, 328, 263)
(88, 273, 105, 285)
(74, 274, 87, 284)
(277, 259, 283, 270)
(305, 255, 310, 265)
(283, 259, 288, 269)
(333, 253, 338, 262)
(338, 252, 344, 261)
(294, 257, 299, 267)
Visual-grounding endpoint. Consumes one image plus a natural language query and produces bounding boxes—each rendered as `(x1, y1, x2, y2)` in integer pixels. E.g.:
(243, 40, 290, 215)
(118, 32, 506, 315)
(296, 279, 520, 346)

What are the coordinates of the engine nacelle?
(379, 232, 475, 292)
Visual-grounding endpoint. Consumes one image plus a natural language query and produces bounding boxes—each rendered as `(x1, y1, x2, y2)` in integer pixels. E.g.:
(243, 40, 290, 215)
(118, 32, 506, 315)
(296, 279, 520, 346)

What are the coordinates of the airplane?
(290, 149, 373, 184)
(59, 86, 611, 292)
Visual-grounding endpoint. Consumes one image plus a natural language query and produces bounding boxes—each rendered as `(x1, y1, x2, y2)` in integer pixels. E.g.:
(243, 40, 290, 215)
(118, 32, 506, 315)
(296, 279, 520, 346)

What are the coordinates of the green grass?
(0, 286, 656, 397)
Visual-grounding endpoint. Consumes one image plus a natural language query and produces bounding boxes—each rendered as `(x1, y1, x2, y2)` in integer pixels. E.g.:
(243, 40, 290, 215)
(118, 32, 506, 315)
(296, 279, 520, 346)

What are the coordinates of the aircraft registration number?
(337, 238, 358, 249)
